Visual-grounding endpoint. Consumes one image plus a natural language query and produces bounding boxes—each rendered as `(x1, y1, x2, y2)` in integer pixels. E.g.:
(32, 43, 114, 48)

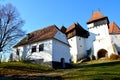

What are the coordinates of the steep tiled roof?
(109, 22, 120, 34)
(14, 25, 58, 47)
(66, 23, 89, 39)
(87, 10, 107, 23)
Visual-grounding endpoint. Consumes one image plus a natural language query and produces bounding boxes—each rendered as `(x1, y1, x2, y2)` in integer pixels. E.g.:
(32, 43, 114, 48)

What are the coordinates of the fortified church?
(12, 10, 120, 67)
(64, 10, 120, 63)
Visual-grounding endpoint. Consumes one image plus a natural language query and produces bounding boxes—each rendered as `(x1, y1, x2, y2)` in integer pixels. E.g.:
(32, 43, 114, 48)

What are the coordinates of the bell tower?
(87, 10, 115, 59)
(87, 10, 110, 39)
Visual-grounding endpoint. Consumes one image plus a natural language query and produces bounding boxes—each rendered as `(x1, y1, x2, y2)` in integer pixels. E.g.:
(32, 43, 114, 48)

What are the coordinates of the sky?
(0, 0, 120, 61)
(1, 0, 120, 33)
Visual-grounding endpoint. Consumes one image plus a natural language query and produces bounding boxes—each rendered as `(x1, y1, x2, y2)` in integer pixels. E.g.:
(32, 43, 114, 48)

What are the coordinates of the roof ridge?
(30, 24, 57, 34)
(14, 25, 59, 47)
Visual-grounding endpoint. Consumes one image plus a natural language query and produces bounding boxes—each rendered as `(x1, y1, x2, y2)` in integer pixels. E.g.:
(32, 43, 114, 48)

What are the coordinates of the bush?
(110, 54, 120, 60)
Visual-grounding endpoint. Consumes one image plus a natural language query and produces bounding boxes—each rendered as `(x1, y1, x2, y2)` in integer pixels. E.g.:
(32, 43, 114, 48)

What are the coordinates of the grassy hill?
(0, 60, 120, 80)
(0, 62, 54, 75)
(62, 60, 120, 80)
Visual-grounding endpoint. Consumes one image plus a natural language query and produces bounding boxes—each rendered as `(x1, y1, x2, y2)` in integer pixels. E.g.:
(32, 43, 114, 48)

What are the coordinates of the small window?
(16, 48, 20, 56)
(98, 33, 100, 36)
(39, 44, 44, 52)
(32, 46, 36, 53)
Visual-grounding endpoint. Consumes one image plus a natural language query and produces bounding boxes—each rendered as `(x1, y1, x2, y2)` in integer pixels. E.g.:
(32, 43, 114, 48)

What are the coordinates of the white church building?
(12, 10, 120, 65)
(64, 10, 120, 63)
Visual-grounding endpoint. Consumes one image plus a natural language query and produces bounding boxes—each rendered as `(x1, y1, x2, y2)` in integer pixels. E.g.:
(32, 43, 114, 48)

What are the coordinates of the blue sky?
(1, 0, 120, 33)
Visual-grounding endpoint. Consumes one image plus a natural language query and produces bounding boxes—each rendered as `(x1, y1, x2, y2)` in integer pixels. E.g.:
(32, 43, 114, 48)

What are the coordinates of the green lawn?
(0, 62, 54, 73)
(0, 60, 120, 80)
(62, 60, 120, 80)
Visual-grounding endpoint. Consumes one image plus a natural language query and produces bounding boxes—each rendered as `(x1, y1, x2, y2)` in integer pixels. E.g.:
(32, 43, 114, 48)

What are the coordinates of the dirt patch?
(0, 68, 72, 80)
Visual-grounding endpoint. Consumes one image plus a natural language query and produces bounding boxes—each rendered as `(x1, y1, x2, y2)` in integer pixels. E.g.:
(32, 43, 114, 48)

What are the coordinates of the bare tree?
(0, 3, 25, 53)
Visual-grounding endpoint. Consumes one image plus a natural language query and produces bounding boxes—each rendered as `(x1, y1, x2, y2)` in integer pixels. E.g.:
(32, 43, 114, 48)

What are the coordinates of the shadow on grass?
(73, 61, 120, 68)
(93, 77, 120, 80)
(112, 77, 120, 80)
(86, 61, 120, 67)
(0, 75, 63, 80)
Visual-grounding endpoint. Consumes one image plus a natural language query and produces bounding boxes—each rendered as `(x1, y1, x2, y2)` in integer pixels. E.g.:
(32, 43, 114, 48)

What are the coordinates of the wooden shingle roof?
(109, 22, 120, 34)
(14, 25, 58, 47)
(66, 23, 89, 39)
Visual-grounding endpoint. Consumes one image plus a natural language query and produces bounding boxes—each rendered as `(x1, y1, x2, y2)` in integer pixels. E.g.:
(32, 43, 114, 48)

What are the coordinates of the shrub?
(110, 54, 120, 60)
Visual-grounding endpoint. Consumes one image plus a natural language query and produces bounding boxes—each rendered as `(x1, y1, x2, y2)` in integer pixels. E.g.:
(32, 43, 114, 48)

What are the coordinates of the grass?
(0, 60, 120, 80)
(62, 60, 120, 80)
(0, 62, 54, 73)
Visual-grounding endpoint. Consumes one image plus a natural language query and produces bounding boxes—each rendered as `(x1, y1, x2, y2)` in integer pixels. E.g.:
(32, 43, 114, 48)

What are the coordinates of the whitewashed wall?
(53, 31, 71, 63)
(68, 36, 88, 63)
(52, 39, 70, 63)
(88, 23, 110, 39)
(54, 30, 69, 44)
(68, 36, 78, 63)
(85, 32, 96, 51)
(110, 34, 120, 53)
(93, 38, 115, 58)
(76, 37, 87, 59)
(14, 40, 53, 62)
(29, 40, 52, 62)
(87, 22, 115, 59)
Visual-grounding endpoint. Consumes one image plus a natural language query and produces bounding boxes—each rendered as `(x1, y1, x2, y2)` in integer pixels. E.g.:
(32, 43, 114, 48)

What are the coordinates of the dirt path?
(0, 68, 78, 80)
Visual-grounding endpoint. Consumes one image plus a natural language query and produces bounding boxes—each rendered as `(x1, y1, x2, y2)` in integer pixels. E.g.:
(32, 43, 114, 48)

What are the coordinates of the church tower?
(66, 23, 89, 63)
(87, 10, 116, 59)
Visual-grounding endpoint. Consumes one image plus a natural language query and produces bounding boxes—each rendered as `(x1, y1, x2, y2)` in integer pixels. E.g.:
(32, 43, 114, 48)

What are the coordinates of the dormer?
(26, 33, 34, 41)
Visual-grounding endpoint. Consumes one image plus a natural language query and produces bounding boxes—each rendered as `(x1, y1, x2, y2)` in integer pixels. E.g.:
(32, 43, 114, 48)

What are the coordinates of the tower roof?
(109, 22, 120, 34)
(66, 22, 89, 39)
(87, 10, 107, 24)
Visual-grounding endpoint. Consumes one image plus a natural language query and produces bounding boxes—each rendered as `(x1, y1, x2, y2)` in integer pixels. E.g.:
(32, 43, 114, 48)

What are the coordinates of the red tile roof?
(87, 10, 107, 23)
(14, 25, 58, 47)
(109, 22, 120, 34)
